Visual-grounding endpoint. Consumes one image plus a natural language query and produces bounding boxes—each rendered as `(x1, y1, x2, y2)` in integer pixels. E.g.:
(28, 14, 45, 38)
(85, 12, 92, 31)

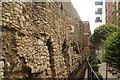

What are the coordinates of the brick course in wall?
(1, 2, 87, 78)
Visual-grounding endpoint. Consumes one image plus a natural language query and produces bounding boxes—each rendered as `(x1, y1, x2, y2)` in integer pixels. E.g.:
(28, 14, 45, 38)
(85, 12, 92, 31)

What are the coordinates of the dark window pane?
(95, 2, 103, 5)
(95, 8, 102, 14)
(95, 17, 102, 22)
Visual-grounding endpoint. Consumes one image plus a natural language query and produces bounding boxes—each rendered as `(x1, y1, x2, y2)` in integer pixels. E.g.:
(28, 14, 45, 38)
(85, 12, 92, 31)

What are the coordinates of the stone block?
(0, 61, 4, 68)
(4, 13, 11, 16)
(38, 39, 44, 45)
(46, 68, 52, 75)
(0, 76, 4, 79)
(0, 72, 4, 76)
(0, 3, 2, 7)
(0, 20, 1, 26)
(0, 69, 4, 72)
(39, 65, 46, 72)
(14, 7, 19, 12)
(5, 18, 9, 22)
(19, 15, 25, 21)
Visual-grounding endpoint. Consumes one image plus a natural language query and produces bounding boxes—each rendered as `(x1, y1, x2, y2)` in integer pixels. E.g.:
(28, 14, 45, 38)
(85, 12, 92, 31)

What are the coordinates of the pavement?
(98, 63, 118, 80)
(85, 62, 119, 80)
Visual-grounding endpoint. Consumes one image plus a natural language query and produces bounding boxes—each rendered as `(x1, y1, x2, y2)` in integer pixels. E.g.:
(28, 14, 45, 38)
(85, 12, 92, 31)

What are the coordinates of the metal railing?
(87, 58, 100, 80)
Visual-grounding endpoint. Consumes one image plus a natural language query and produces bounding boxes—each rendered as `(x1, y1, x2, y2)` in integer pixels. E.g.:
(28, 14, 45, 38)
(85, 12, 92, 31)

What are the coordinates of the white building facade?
(94, 0, 106, 28)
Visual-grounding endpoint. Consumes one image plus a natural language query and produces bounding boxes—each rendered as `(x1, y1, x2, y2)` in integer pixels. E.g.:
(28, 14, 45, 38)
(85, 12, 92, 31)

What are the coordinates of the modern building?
(95, 1, 103, 22)
(106, 1, 120, 26)
(94, 0, 106, 28)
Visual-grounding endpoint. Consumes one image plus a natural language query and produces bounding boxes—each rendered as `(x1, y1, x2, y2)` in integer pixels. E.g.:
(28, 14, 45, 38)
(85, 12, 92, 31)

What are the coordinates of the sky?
(71, 0, 96, 33)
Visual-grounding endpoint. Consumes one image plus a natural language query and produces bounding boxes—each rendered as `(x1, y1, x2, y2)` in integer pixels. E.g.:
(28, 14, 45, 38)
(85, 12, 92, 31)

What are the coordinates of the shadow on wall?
(46, 37, 56, 77)
(62, 39, 70, 67)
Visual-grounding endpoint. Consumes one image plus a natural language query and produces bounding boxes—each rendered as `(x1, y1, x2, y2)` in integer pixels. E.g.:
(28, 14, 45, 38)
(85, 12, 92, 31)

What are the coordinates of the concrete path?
(85, 63, 119, 80)
(98, 63, 118, 80)
(84, 69, 88, 78)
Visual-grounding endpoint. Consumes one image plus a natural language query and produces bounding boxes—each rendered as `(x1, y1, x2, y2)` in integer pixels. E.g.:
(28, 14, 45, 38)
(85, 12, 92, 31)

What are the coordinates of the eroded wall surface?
(2, 2, 86, 78)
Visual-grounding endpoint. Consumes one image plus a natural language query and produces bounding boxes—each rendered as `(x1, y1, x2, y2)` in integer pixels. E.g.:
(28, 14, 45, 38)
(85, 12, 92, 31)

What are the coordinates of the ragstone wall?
(2, 2, 86, 78)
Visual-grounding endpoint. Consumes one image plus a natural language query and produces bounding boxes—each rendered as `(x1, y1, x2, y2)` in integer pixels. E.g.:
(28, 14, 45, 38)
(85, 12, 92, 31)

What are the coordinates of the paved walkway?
(98, 63, 118, 79)
(85, 63, 119, 80)
(84, 69, 88, 78)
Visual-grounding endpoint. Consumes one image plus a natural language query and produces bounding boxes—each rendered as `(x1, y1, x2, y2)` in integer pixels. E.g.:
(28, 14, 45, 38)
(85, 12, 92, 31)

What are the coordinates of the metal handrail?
(87, 60, 100, 80)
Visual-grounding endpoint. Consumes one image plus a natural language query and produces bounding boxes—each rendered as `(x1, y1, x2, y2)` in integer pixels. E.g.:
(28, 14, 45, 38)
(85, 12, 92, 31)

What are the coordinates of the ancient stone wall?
(2, 2, 85, 78)
(83, 21, 91, 53)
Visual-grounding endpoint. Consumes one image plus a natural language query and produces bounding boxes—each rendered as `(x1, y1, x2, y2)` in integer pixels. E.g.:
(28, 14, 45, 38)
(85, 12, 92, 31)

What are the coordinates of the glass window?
(95, 2, 103, 5)
(95, 8, 102, 14)
(95, 17, 102, 22)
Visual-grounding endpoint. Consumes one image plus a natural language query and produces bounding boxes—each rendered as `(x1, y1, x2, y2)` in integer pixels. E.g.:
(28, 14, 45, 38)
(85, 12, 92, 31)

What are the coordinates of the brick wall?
(106, 2, 116, 24)
(2, 2, 86, 78)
